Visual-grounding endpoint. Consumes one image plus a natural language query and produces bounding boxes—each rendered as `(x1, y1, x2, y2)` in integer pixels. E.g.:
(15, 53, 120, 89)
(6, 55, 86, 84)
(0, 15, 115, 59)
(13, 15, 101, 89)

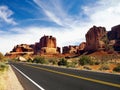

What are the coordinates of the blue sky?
(0, 0, 120, 54)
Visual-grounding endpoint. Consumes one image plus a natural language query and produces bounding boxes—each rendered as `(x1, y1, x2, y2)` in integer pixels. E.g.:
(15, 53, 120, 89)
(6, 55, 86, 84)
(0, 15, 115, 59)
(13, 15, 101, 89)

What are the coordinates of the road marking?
(25, 64, 120, 88)
(12, 65, 45, 90)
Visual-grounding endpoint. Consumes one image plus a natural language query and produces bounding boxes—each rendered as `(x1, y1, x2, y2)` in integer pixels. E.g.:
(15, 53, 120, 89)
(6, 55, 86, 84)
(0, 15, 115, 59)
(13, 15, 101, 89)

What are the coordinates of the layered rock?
(79, 42, 86, 50)
(12, 44, 33, 52)
(6, 44, 34, 57)
(62, 42, 86, 54)
(62, 45, 79, 54)
(78, 42, 86, 54)
(34, 35, 60, 54)
(85, 26, 107, 52)
(6, 35, 60, 58)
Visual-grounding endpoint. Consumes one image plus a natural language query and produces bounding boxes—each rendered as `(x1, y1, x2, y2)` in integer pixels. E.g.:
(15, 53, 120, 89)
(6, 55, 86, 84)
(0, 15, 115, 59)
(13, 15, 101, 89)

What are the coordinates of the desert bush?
(95, 61, 100, 65)
(83, 66, 92, 70)
(99, 64, 110, 70)
(27, 59, 33, 63)
(67, 61, 77, 68)
(0, 63, 8, 71)
(33, 56, 45, 64)
(113, 65, 120, 72)
(79, 56, 93, 66)
(48, 58, 57, 65)
(58, 58, 67, 66)
(0, 52, 4, 62)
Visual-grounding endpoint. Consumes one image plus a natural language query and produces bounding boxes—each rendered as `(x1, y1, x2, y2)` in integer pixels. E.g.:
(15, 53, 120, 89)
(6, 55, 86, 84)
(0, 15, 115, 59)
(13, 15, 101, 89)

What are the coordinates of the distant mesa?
(6, 24, 120, 58)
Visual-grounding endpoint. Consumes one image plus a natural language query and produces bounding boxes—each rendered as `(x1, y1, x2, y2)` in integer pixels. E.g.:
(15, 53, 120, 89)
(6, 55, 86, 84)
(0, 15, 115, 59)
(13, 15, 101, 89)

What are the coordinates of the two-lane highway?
(10, 62, 120, 90)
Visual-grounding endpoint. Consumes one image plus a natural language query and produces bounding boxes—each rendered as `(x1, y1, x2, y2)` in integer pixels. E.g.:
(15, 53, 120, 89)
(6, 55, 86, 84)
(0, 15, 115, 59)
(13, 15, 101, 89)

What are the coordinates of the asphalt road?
(10, 62, 120, 90)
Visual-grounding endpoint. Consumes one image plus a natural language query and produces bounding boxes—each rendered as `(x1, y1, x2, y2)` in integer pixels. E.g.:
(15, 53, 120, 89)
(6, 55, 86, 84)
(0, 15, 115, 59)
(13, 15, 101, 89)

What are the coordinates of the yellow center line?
(25, 64, 120, 88)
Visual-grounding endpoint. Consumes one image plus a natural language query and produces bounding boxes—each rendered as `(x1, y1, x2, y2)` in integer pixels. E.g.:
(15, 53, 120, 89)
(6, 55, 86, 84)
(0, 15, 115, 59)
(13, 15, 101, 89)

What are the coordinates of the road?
(10, 62, 120, 90)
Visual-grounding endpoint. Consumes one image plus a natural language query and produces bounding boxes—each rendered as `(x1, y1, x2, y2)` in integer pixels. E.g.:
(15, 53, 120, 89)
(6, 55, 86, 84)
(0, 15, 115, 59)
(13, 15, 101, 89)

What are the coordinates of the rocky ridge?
(6, 24, 120, 58)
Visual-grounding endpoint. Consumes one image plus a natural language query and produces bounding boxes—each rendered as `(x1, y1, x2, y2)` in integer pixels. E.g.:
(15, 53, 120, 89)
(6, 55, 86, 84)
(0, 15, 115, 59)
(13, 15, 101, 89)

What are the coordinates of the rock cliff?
(107, 25, 120, 52)
(34, 35, 60, 54)
(62, 45, 79, 54)
(62, 42, 86, 54)
(12, 44, 33, 52)
(6, 44, 34, 58)
(85, 26, 107, 52)
(108, 25, 120, 40)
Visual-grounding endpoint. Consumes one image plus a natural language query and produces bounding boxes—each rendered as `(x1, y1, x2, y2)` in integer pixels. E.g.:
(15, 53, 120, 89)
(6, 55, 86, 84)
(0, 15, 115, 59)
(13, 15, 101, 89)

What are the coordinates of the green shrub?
(0, 63, 8, 71)
(79, 56, 93, 66)
(95, 61, 100, 65)
(113, 66, 120, 72)
(33, 56, 45, 64)
(83, 66, 92, 70)
(58, 58, 67, 66)
(0, 52, 4, 61)
(48, 59, 57, 65)
(27, 59, 33, 63)
(99, 64, 110, 70)
(67, 62, 76, 68)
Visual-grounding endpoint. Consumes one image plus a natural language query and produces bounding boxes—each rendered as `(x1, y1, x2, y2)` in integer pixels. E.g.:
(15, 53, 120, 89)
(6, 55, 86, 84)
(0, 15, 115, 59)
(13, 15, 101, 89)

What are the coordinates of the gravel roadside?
(5, 65, 24, 90)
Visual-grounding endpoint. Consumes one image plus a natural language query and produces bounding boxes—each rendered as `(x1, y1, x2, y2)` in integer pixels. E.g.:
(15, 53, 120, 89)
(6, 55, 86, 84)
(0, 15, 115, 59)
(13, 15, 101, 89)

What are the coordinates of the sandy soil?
(1, 65, 24, 90)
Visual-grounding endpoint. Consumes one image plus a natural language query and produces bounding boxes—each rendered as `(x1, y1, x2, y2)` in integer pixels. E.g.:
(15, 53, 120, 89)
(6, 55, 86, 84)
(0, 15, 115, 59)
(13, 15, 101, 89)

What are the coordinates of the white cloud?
(82, 0, 120, 30)
(0, 26, 88, 54)
(33, 0, 74, 27)
(0, 5, 17, 25)
(1, 0, 120, 54)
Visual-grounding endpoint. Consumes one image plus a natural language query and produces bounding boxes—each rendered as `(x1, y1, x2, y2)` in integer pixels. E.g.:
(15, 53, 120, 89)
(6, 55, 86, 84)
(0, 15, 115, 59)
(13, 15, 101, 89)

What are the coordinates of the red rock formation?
(57, 47, 61, 53)
(79, 42, 86, 50)
(34, 35, 60, 54)
(40, 35, 56, 48)
(108, 25, 120, 40)
(6, 44, 34, 58)
(62, 45, 79, 54)
(114, 40, 120, 51)
(12, 44, 33, 52)
(85, 26, 107, 52)
(108, 25, 120, 52)
(62, 42, 86, 54)
(34, 42, 41, 54)
(77, 42, 86, 54)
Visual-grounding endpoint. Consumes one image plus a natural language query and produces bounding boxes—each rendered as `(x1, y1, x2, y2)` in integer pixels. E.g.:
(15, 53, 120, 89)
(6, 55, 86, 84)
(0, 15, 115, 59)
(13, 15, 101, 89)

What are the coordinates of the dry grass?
(0, 70, 7, 90)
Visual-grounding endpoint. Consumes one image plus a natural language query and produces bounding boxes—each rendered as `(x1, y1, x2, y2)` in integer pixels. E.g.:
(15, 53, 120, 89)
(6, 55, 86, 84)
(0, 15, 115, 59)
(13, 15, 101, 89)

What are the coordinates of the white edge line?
(12, 65, 45, 90)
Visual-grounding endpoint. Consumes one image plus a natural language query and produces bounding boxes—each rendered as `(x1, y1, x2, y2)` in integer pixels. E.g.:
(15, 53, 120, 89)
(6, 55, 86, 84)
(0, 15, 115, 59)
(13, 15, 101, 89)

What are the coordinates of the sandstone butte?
(6, 24, 120, 58)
